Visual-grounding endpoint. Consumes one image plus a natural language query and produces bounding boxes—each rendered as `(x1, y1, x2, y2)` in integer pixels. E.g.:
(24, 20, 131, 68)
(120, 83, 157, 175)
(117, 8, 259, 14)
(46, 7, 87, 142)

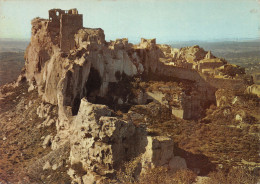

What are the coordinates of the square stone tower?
(48, 8, 83, 53)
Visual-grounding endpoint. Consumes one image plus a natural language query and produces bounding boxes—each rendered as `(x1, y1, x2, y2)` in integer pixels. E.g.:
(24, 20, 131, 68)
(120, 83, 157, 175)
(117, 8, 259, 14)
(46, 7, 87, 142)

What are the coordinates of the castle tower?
(205, 51, 215, 59)
(48, 8, 83, 53)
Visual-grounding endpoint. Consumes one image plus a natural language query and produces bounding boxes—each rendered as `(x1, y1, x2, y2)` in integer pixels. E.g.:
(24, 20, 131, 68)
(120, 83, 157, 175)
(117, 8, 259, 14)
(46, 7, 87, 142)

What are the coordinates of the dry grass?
(138, 168, 196, 184)
(206, 167, 258, 184)
(0, 82, 62, 183)
(116, 156, 197, 184)
(138, 167, 173, 184)
(116, 155, 143, 184)
(144, 93, 259, 170)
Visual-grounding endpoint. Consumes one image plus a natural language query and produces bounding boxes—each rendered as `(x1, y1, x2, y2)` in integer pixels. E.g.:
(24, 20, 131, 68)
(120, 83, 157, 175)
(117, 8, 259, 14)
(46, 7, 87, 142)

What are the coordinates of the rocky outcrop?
(141, 136, 187, 171)
(68, 99, 146, 182)
(129, 82, 215, 120)
(21, 9, 253, 183)
(246, 84, 260, 97)
(176, 45, 208, 62)
(24, 15, 245, 121)
(25, 21, 140, 110)
(67, 98, 185, 183)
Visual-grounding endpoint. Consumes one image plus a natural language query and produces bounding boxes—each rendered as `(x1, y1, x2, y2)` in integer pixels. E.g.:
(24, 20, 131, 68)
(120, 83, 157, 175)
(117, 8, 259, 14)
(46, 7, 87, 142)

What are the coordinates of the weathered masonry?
(48, 8, 83, 53)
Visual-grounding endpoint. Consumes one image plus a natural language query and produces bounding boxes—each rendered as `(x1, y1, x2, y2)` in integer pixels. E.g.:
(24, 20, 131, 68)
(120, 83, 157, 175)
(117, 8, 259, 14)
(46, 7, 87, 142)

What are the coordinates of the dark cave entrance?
(72, 94, 81, 116)
(85, 67, 102, 103)
(71, 67, 103, 116)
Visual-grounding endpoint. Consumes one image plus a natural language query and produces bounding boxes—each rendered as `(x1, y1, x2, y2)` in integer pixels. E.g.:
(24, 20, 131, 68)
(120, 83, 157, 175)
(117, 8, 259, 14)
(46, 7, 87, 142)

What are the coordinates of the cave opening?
(85, 67, 102, 103)
(72, 94, 81, 115)
(82, 68, 216, 120)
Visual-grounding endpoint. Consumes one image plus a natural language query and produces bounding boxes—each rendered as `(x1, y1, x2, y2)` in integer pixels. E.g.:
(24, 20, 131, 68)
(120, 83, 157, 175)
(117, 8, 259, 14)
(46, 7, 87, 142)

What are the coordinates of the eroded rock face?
(25, 20, 141, 112)
(25, 18, 53, 86)
(68, 99, 186, 183)
(177, 45, 208, 62)
(215, 89, 245, 107)
(246, 84, 260, 97)
(69, 99, 147, 182)
(25, 15, 248, 117)
(142, 136, 174, 168)
(24, 16, 242, 125)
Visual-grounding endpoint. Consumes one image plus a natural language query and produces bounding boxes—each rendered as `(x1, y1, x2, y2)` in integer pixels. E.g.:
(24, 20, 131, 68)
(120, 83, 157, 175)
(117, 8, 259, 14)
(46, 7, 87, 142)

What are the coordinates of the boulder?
(142, 136, 174, 168)
(168, 156, 187, 170)
(42, 135, 53, 149)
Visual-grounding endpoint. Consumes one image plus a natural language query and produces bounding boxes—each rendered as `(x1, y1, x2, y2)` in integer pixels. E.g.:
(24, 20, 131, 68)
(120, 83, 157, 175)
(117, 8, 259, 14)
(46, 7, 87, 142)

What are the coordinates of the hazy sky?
(0, 0, 259, 43)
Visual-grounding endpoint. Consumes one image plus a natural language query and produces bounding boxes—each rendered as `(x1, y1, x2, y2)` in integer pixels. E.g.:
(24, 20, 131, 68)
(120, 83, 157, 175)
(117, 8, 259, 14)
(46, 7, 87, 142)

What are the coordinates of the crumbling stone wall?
(48, 9, 65, 45)
(198, 59, 224, 71)
(207, 77, 247, 91)
(60, 14, 83, 53)
(47, 9, 83, 53)
(140, 38, 156, 48)
(49, 9, 66, 23)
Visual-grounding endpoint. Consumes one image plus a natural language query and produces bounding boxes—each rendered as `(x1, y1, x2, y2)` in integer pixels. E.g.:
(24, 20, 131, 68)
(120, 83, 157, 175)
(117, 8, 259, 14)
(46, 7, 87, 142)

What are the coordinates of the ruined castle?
(0, 8, 256, 184)
(48, 8, 83, 53)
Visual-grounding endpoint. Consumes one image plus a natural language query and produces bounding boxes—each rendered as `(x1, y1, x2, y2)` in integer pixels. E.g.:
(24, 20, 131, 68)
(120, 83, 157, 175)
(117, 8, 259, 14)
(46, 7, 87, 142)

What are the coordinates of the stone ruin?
(48, 8, 83, 53)
(20, 8, 252, 183)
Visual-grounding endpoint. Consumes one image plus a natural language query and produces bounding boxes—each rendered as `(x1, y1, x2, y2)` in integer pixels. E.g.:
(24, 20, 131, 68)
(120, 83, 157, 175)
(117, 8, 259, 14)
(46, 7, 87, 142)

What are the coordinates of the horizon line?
(0, 37, 259, 43)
